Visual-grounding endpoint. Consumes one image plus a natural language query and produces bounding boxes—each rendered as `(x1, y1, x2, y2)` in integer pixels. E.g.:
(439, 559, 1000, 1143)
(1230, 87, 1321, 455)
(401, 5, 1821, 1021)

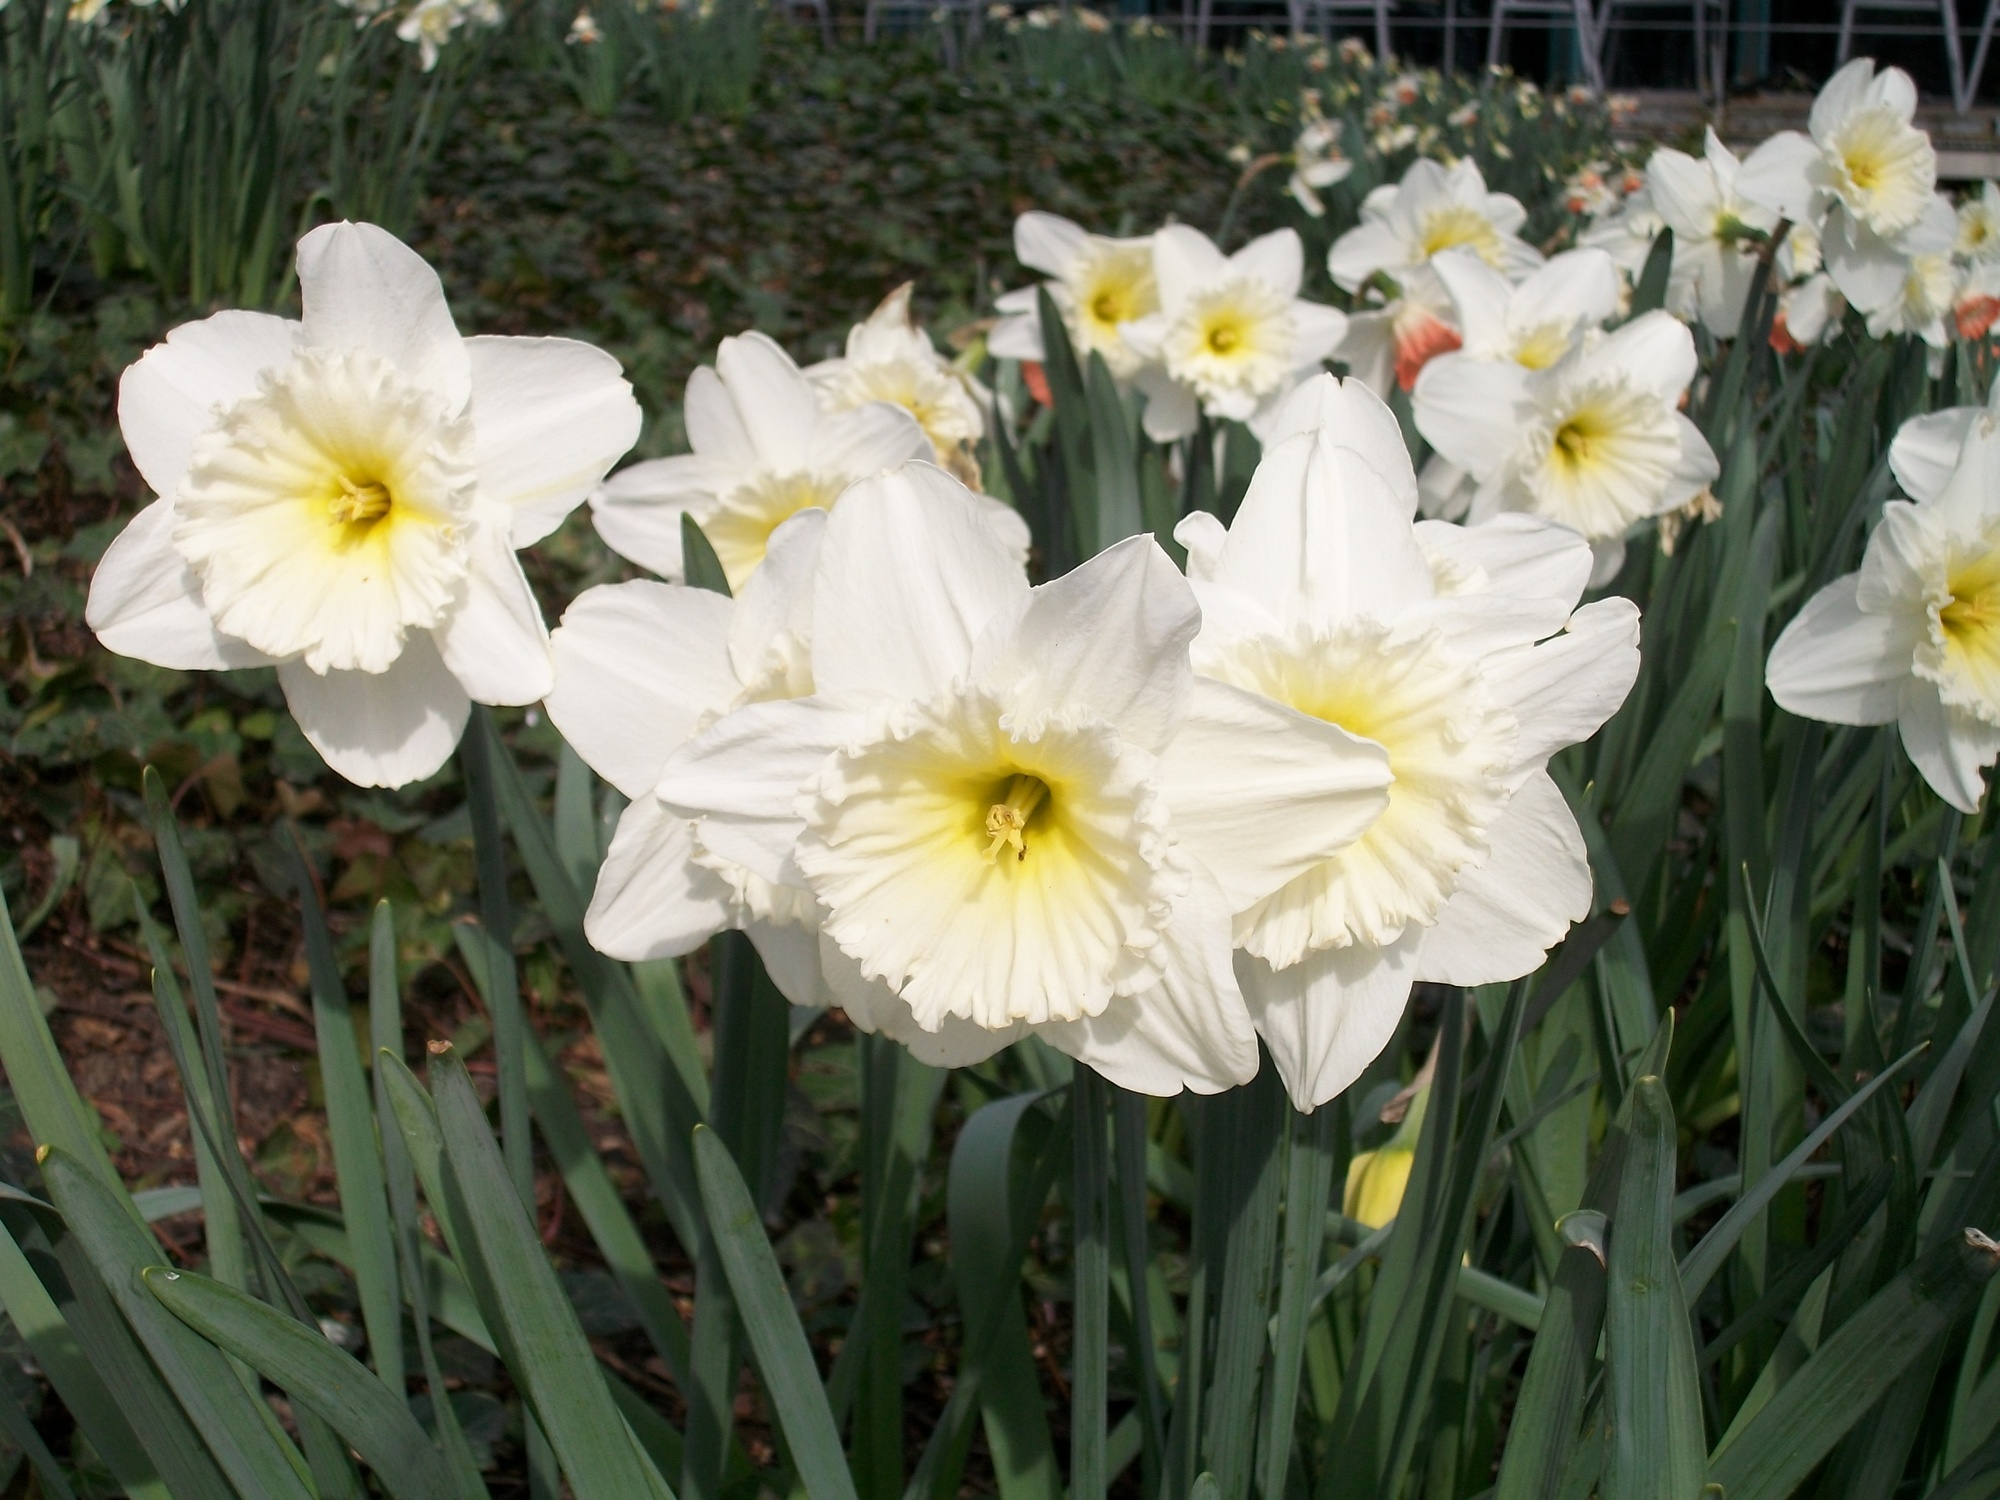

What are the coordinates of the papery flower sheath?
(1120, 225, 1347, 442)
(990, 212, 1160, 381)
(1413, 310, 1719, 584)
(590, 331, 1024, 591)
(1174, 375, 1642, 1109)
(544, 510, 831, 1004)
(86, 221, 642, 788)
(1768, 391, 2000, 812)
(648, 462, 1393, 1095)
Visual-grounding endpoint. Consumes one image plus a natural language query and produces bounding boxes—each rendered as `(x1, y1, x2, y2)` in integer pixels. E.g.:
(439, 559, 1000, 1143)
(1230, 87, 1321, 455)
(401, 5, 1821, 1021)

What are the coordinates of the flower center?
(1166, 278, 1294, 404)
(797, 689, 1174, 1032)
(983, 773, 1050, 862)
(331, 475, 394, 528)
(1419, 204, 1503, 265)
(1064, 240, 1159, 375)
(172, 346, 475, 675)
(1828, 107, 1934, 233)
(1519, 376, 1682, 542)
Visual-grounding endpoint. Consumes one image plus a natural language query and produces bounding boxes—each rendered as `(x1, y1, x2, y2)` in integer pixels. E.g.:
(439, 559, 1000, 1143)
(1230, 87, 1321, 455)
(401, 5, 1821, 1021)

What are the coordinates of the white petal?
(1596, 311, 1698, 403)
(1588, 538, 1628, 589)
(1825, 215, 1911, 314)
(547, 581, 739, 798)
(1327, 220, 1406, 292)
(585, 797, 737, 959)
(1215, 425, 1432, 634)
(1414, 771, 1591, 985)
(682, 364, 757, 468)
(1015, 211, 1088, 276)
(1899, 676, 2000, 813)
(295, 222, 468, 409)
(86, 498, 275, 670)
(730, 508, 826, 687)
(1037, 867, 1259, 1095)
(1232, 228, 1305, 300)
(464, 336, 642, 547)
(1646, 147, 1723, 238)
(1415, 512, 1592, 609)
(1176, 511, 1227, 582)
(1488, 597, 1643, 775)
(1429, 248, 1514, 356)
(819, 932, 1021, 1066)
(1734, 131, 1823, 223)
(1239, 932, 1420, 1111)
(118, 311, 300, 503)
(986, 311, 1046, 362)
(278, 631, 470, 788)
(1290, 301, 1350, 369)
(811, 400, 932, 476)
(746, 919, 826, 1008)
(433, 516, 553, 706)
(1153, 224, 1229, 311)
(654, 697, 865, 884)
(1412, 354, 1527, 479)
(1158, 678, 1390, 910)
(1890, 407, 1979, 503)
(1259, 373, 1419, 515)
(971, 535, 1195, 754)
(1767, 574, 1918, 727)
(1139, 371, 1200, 442)
(1517, 248, 1623, 334)
(715, 333, 820, 473)
(811, 464, 1027, 701)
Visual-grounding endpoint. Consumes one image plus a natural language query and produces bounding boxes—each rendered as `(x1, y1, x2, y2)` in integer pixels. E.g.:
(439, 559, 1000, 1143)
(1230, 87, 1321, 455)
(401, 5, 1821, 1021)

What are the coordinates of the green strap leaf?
(428, 1045, 673, 1500)
(683, 513, 733, 595)
(694, 1124, 860, 1500)
(1603, 1076, 1705, 1500)
(143, 1266, 456, 1500)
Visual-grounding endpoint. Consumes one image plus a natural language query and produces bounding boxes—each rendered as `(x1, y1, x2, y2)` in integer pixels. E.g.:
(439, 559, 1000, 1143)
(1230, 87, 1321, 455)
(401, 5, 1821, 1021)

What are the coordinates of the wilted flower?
(808, 284, 988, 486)
(86, 222, 642, 787)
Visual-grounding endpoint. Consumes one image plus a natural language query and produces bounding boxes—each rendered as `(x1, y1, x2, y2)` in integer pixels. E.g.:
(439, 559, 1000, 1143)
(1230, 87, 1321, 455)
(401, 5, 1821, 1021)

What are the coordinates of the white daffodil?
(1768, 394, 2000, 812)
(1958, 181, 2000, 263)
(1120, 226, 1347, 442)
(1327, 157, 1543, 297)
(1171, 375, 1642, 1109)
(1647, 128, 1782, 337)
(1737, 58, 1937, 242)
(544, 511, 830, 1004)
(649, 463, 1393, 1095)
(1836, 194, 1962, 348)
(591, 331, 1021, 592)
(989, 212, 1160, 381)
(1429, 246, 1622, 372)
(85, 221, 641, 788)
(807, 283, 988, 486)
(1413, 310, 1720, 583)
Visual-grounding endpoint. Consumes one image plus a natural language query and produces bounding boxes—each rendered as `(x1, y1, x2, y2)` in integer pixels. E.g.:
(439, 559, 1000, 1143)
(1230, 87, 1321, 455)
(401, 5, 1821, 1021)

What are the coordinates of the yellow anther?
(331, 475, 393, 525)
(983, 774, 1049, 863)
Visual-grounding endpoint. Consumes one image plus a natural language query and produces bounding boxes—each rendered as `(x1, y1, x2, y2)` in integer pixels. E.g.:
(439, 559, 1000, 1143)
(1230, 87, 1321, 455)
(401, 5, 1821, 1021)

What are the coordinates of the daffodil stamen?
(983, 773, 1050, 862)
(332, 475, 393, 526)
